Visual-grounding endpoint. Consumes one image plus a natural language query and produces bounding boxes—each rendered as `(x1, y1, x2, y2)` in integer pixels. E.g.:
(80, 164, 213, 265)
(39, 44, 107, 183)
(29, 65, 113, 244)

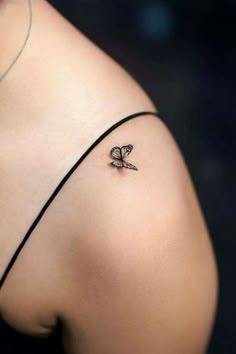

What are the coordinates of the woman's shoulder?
(52, 105, 219, 353)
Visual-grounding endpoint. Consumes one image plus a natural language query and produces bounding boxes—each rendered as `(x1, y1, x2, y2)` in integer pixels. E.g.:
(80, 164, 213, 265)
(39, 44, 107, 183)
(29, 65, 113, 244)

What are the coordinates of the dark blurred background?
(51, 0, 235, 353)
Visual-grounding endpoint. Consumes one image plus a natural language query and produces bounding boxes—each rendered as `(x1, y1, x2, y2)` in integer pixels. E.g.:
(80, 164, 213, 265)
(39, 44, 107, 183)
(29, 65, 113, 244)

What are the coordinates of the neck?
(0, 0, 86, 133)
(0, 1, 31, 81)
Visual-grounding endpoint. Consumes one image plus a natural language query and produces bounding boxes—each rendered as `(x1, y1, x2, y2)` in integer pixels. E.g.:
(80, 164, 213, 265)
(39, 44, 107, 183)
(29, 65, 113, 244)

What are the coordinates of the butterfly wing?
(110, 144, 137, 170)
(110, 146, 122, 160)
(121, 144, 133, 159)
(122, 160, 138, 171)
(111, 160, 123, 168)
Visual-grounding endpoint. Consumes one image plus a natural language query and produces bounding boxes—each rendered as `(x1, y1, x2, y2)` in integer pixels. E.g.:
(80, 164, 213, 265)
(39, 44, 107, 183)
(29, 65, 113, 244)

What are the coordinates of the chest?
(0, 137, 82, 336)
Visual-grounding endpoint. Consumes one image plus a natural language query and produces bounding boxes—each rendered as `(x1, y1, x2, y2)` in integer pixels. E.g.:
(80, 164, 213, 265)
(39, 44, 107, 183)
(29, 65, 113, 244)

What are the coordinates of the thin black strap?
(0, 111, 160, 289)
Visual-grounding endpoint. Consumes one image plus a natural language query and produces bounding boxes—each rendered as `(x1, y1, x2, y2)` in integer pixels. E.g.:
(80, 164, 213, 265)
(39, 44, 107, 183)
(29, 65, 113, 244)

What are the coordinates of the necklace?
(0, 0, 32, 82)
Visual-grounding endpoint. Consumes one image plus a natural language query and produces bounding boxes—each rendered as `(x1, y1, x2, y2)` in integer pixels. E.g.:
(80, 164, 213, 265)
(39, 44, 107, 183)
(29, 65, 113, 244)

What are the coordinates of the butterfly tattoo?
(110, 144, 138, 171)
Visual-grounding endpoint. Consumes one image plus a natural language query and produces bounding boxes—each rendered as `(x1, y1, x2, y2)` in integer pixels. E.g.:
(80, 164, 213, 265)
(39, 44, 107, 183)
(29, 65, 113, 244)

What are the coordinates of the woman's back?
(0, 1, 218, 353)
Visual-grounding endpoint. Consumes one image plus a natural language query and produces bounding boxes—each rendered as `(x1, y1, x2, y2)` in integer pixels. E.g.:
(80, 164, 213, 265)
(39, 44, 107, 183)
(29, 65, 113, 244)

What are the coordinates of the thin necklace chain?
(0, 0, 33, 82)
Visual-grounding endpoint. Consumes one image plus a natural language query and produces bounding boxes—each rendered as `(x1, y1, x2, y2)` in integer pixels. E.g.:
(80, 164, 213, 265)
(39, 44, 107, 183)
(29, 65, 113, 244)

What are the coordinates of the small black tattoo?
(110, 144, 138, 171)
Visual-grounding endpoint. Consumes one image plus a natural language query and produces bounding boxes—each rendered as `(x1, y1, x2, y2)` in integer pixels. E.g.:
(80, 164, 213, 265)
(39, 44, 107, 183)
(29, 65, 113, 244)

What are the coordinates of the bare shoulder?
(37, 3, 218, 353)
(55, 114, 219, 354)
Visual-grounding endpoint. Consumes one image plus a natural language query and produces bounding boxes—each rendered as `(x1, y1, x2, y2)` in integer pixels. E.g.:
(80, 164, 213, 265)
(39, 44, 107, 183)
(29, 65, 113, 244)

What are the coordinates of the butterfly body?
(110, 144, 138, 171)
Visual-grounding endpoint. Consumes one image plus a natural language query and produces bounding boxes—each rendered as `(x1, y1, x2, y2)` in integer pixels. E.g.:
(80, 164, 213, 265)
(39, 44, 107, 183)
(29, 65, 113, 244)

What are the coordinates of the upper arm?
(57, 115, 219, 354)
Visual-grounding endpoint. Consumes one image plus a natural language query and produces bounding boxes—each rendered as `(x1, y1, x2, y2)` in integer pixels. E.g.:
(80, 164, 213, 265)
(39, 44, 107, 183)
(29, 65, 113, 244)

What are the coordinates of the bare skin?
(0, 1, 219, 353)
